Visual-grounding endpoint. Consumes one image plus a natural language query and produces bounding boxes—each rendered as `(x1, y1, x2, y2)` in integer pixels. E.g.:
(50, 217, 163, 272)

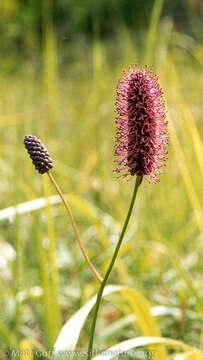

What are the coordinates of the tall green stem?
(87, 175, 142, 359)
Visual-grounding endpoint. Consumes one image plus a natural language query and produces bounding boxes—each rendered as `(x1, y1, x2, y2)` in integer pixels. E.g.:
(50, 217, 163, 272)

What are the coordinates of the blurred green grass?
(0, 1, 202, 358)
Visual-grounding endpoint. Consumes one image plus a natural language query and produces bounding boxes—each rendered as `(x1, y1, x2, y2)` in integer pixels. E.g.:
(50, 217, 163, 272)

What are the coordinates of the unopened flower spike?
(23, 134, 103, 283)
(24, 135, 53, 174)
(115, 64, 168, 183)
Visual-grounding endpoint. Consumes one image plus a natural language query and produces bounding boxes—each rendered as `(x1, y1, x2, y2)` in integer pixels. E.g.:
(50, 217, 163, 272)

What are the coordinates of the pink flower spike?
(115, 64, 168, 182)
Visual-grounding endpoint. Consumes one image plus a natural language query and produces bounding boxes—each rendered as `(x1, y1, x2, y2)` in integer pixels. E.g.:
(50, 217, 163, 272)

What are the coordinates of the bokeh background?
(0, 0, 202, 358)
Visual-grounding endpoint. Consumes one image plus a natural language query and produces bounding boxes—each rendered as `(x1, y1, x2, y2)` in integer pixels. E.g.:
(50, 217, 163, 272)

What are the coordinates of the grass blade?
(33, 214, 54, 347)
(121, 288, 167, 360)
(53, 285, 123, 352)
(145, 0, 164, 64)
(54, 285, 167, 358)
(92, 337, 202, 360)
(168, 114, 203, 233)
(42, 175, 62, 341)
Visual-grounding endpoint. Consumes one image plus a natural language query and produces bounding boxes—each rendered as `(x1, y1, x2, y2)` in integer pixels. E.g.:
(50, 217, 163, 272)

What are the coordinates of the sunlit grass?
(0, 5, 202, 358)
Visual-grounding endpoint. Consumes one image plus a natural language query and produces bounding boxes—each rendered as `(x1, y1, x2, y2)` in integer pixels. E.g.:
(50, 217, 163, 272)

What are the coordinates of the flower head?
(115, 64, 168, 182)
(24, 135, 53, 174)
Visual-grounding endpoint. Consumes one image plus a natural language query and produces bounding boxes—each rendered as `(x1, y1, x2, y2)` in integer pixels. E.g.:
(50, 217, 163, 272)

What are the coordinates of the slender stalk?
(87, 176, 142, 359)
(47, 171, 103, 283)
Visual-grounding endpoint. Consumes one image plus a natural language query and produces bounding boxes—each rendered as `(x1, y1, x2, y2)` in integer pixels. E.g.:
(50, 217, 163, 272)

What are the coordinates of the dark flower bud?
(24, 135, 53, 174)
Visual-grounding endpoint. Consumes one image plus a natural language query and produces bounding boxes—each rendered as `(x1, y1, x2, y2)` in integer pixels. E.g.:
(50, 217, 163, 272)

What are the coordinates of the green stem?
(87, 175, 142, 359)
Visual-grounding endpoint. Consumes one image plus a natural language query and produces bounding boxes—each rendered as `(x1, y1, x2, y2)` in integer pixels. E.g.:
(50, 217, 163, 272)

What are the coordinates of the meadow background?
(0, 0, 202, 359)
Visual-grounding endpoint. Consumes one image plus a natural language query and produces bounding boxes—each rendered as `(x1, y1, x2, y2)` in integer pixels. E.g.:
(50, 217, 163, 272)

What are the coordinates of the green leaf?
(53, 285, 123, 352)
(53, 285, 171, 358)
